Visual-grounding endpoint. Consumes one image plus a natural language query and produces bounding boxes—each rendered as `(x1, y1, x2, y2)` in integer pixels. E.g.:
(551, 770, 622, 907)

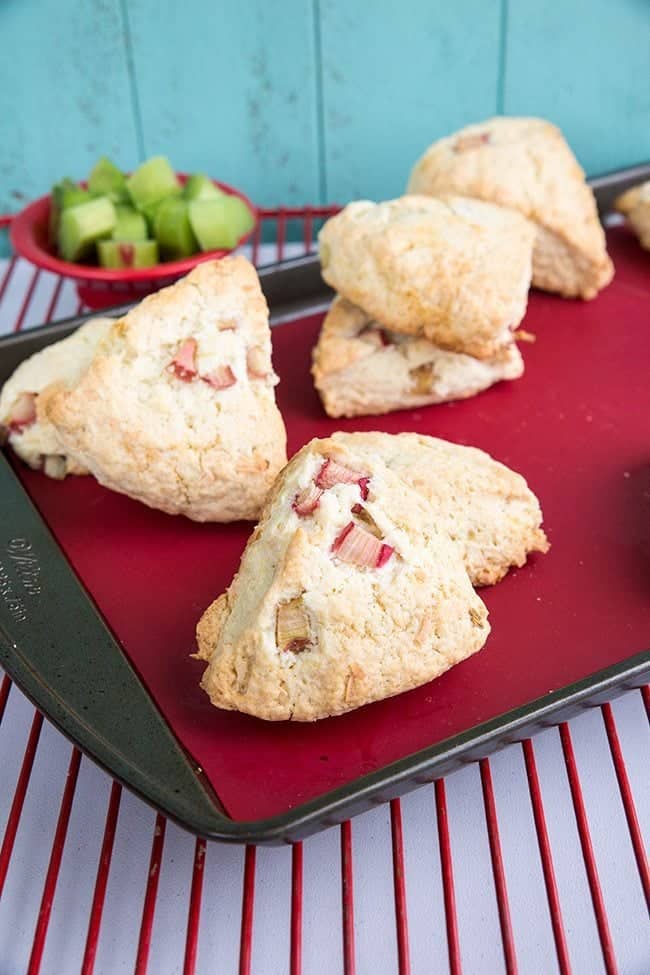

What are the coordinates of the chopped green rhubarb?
(111, 205, 148, 242)
(97, 239, 159, 269)
(127, 156, 179, 211)
(188, 198, 236, 250)
(222, 195, 255, 239)
(53, 179, 92, 210)
(50, 180, 92, 244)
(58, 196, 116, 262)
(184, 173, 224, 202)
(188, 195, 254, 251)
(88, 156, 128, 202)
(153, 197, 198, 260)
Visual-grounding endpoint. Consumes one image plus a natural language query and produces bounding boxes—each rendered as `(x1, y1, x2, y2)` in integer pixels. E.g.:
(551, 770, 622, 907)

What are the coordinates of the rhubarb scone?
(615, 181, 650, 250)
(0, 317, 113, 479)
(408, 117, 613, 299)
(318, 196, 534, 360)
(312, 297, 524, 417)
(197, 437, 490, 721)
(42, 257, 287, 521)
(329, 432, 548, 586)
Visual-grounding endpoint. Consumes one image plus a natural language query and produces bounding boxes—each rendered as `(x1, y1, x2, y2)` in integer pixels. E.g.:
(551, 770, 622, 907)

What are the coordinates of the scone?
(318, 196, 534, 360)
(329, 432, 549, 587)
(0, 317, 113, 478)
(312, 297, 524, 417)
(42, 257, 287, 521)
(407, 117, 613, 299)
(615, 181, 650, 250)
(197, 436, 490, 721)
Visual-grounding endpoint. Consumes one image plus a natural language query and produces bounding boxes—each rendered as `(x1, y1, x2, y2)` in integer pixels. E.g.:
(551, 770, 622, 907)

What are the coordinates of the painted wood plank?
(125, 1, 321, 207)
(504, 0, 650, 176)
(318, 0, 502, 203)
(0, 0, 140, 214)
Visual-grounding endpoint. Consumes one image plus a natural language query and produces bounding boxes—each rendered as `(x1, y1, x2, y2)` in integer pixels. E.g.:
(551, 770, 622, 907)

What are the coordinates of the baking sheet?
(8, 225, 649, 823)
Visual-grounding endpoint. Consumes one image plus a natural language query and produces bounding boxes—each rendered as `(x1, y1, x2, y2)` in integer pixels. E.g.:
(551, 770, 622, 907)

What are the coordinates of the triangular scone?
(329, 432, 549, 587)
(615, 181, 650, 250)
(312, 297, 524, 417)
(197, 437, 490, 721)
(42, 257, 287, 521)
(407, 117, 613, 299)
(318, 196, 534, 361)
(0, 317, 113, 479)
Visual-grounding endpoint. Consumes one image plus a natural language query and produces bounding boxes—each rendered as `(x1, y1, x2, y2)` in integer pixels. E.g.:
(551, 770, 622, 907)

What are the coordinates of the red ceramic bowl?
(10, 175, 258, 310)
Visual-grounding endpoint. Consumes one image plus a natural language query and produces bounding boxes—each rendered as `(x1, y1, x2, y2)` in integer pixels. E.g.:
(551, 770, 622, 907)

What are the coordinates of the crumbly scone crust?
(0, 317, 113, 478)
(615, 180, 650, 251)
(318, 195, 534, 360)
(329, 431, 549, 587)
(312, 297, 524, 417)
(197, 436, 490, 721)
(407, 116, 613, 299)
(42, 257, 287, 521)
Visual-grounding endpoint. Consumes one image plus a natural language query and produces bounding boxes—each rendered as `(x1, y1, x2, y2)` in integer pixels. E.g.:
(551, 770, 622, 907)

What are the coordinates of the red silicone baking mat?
(11, 226, 650, 822)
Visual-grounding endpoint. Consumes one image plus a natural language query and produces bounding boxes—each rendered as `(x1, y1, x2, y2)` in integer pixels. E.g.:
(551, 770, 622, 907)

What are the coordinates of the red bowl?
(10, 175, 258, 310)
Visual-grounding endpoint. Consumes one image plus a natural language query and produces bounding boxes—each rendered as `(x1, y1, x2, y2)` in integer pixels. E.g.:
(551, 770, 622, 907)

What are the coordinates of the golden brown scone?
(329, 431, 549, 587)
(407, 117, 613, 299)
(318, 195, 534, 360)
(197, 436, 490, 721)
(615, 181, 650, 250)
(312, 297, 524, 417)
(42, 257, 287, 521)
(0, 317, 113, 478)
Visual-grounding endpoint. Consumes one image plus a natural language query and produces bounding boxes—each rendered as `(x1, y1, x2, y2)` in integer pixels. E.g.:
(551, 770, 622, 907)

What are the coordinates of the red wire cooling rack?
(0, 209, 648, 975)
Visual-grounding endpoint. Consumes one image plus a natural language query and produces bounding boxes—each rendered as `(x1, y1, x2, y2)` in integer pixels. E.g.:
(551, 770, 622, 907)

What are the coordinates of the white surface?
(0, 258, 648, 974)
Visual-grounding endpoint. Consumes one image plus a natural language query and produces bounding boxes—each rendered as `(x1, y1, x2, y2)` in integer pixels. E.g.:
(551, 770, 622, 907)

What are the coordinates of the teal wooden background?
(1, 0, 649, 231)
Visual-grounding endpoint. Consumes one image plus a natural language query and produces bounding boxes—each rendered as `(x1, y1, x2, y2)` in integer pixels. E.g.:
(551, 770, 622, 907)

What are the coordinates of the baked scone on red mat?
(312, 297, 524, 418)
(329, 432, 549, 587)
(42, 257, 287, 521)
(318, 196, 534, 360)
(0, 316, 114, 479)
(407, 117, 613, 300)
(615, 181, 650, 250)
(197, 436, 489, 721)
